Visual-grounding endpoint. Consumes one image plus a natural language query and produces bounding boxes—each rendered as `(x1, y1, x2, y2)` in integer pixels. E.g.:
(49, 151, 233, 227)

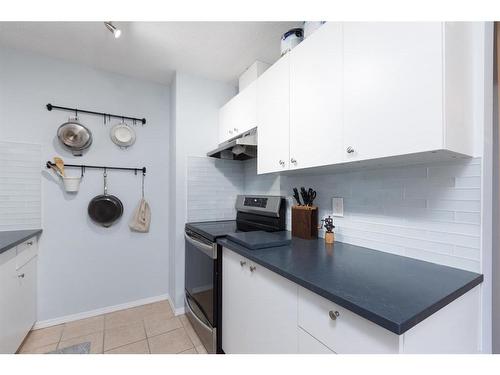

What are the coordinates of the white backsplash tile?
(187, 156, 482, 272)
(0, 142, 42, 231)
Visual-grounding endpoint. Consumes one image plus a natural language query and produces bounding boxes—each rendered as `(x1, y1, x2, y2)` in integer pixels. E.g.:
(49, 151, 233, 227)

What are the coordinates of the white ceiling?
(0, 21, 301, 85)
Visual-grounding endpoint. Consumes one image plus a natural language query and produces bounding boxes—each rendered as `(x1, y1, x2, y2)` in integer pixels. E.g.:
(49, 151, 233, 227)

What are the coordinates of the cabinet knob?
(249, 265, 256, 272)
(229, 130, 233, 134)
(27, 241, 33, 246)
(234, 128, 239, 132)
(18, 273, 25, 279)
(279, 160, 285, 166)
(290, 158, 297, 164)
(346, 146, 355, 154)
(240, 260, 246, 267)
(329, 310, 340, 320)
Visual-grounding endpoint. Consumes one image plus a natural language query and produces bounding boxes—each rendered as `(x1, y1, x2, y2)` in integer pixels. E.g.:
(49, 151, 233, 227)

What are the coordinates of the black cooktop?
(185, 220, 239, 242)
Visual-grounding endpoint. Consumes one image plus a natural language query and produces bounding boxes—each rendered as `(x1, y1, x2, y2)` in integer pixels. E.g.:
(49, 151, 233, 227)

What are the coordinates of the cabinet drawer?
(298, 287, 399, 353)
(16, 237, 37, 269)
(298, 327, 335, 354)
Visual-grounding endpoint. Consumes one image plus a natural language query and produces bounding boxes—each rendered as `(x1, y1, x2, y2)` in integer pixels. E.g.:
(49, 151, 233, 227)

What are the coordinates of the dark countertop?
(218, 236, 483, 335)
(0, 229, 42, 255)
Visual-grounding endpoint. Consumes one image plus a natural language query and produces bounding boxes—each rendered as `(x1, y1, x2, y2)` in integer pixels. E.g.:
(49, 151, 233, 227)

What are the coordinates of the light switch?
(332, 197, 344, 217)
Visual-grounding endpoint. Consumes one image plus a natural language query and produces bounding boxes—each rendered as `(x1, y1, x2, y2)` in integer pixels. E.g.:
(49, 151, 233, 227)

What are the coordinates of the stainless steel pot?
(57, 117, 93, 156)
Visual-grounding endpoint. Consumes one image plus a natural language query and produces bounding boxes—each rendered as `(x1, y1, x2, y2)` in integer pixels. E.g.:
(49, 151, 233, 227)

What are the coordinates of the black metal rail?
(46, 161, 146, 175)
(46, 103, 146, 125)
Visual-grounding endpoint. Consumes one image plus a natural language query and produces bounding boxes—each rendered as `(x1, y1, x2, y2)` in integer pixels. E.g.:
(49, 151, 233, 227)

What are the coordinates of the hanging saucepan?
(57, 117, 93, 156)
(88, 170, 123, 227)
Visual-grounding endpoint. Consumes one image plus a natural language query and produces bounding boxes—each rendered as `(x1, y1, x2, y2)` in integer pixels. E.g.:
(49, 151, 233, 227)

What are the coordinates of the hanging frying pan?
(88, 170, 123, 227)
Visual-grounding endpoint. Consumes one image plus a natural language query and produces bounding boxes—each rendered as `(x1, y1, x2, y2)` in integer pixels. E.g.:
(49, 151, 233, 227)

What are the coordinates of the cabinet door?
(0, 252, 19, 353)
(15, 256, 37, 347)
(343, 22, 443, 162)
(234, 81, 257, 135)
(289, 22, 343, 170)
(257, 54, 290, 174)
(222, 248, 298, 353)
(218, 82, 257, 143)
(219, 103, 235, 143)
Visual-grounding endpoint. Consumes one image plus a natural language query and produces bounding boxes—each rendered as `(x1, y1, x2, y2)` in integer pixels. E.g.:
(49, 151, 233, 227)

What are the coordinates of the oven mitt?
(129, 198, 151, 233)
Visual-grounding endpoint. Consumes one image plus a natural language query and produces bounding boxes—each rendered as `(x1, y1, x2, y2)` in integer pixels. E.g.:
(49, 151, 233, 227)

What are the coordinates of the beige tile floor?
(18, 300, 207, 354)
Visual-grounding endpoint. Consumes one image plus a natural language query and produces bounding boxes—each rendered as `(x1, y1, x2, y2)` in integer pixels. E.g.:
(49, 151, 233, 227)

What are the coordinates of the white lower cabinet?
(298, 327, 335, 354)
(222, 247, 481, 354)
(298, 287, 399, 354)
(222, 248, 298, 353)
(0, 237, 38, 353)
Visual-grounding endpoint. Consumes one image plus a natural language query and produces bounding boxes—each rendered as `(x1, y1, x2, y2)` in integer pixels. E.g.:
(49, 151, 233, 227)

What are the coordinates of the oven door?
(184, 230, 216, 327)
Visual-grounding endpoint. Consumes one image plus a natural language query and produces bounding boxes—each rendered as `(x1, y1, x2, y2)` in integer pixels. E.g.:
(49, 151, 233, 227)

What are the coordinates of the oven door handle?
(184, 231, 217, 259)
(185, 294, 213, 332)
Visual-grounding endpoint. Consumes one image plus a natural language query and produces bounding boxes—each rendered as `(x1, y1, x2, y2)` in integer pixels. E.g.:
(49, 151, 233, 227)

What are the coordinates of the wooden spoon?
(54, 157, 65, 177)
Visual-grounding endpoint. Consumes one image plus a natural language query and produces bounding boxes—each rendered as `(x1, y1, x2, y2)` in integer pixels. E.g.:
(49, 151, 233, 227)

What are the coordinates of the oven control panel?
(244, 197, 268, 208)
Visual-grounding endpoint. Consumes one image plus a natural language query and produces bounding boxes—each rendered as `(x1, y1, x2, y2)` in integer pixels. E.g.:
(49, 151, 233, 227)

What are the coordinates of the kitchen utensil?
(88, 170, 123, 227)
(293, 187, 302, 206)
(57, 117, 93, 156)
(62, 176, 81, 193)
(110, 122, 136, 148)
(307, 188, 317, 206)
(300, 187, 309, 206)
(54, 157, 65, 177)
(48, 164, 63, 177)
(280, 28, 304, 56)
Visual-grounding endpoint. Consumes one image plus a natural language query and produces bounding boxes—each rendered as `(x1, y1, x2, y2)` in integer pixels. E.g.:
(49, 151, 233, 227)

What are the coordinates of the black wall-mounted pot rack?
(46, 103, 147, 125)
(46, 161, 146, 176)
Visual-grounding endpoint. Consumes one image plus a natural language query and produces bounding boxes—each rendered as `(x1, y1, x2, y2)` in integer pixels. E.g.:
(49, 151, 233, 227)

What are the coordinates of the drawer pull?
(27, 241, 33, 246)
(249, 265, 256, 272)
(240, 260, 247, 267)
(18, 273, 25, 279)
(329, 310, 340, 320)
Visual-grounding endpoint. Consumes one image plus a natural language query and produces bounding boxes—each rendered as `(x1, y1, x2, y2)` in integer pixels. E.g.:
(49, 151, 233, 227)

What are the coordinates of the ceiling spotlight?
(104, 22, 121, 38)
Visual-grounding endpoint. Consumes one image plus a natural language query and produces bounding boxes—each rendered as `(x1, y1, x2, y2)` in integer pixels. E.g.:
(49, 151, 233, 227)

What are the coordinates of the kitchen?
(1, 2, 500, 372)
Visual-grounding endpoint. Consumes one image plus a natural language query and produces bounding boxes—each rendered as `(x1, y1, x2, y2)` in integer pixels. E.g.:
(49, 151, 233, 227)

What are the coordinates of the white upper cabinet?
(289, 22, 344, 170)
(343, 22, 459, 162)
(219, 81, 257, 143)
(250, 22, 477, 174)
(257, 54, 290, 174)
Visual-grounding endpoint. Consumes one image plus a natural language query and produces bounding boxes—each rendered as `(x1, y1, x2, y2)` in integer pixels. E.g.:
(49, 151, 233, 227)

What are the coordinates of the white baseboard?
(33, 293, 170, 330)
(167, 296, 185, 316)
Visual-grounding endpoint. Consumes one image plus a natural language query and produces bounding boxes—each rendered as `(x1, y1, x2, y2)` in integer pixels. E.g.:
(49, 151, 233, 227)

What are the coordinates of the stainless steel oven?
(184, 229, 218, 353)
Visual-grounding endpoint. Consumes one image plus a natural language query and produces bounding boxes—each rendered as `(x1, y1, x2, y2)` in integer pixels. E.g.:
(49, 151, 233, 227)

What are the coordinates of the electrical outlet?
(332, 197, 344, 217)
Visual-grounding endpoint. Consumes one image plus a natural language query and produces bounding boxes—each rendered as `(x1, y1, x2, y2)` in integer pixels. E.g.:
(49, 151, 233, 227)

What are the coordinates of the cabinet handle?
(18, 273, 25, 279)
(234, 128, 239, 132)
(27, 241, 33, 246)
(290, 158, 297, 164)
(346, 146, 355, 154)
(249, 265, 256, 272)
(279, 160, 285, 166)
(329, 310, 340, 320)
(240, 260, 247, 267)
(229, 130, 233, 134)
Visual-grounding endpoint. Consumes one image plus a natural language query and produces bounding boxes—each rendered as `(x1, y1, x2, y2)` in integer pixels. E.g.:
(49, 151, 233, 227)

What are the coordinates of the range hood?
(207, 128, 257, 160)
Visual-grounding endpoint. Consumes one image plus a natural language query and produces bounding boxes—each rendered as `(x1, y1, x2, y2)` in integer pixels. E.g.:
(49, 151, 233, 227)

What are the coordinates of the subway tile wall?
(187, 156, 245, 222)
(244, 158, 482, 273)
(187, 156, 482, 272)
(0, 142, 42, 231)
